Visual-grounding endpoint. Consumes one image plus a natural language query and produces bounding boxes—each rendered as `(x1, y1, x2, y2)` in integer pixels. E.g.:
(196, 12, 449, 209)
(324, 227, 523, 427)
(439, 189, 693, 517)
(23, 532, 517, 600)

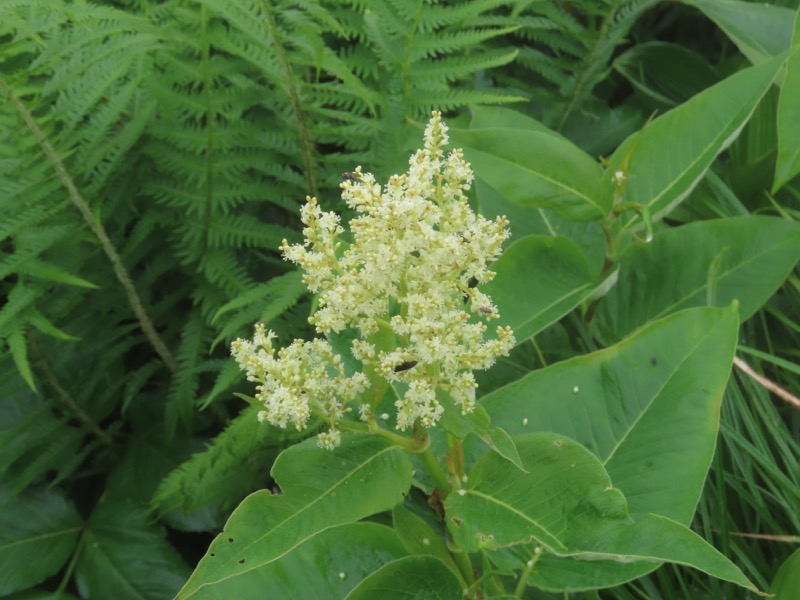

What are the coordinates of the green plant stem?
(513, 547, 542, 598)
(258, 0, 318, 198)
(419, 446, 453, 493)
(56, 531, 84, 596)
(445, 433, 465, 487)
(583, 223, 617, 325)
(0, 76, 179, 373)
(336, 417, 424, 452)
(451, 546, 476, 588)
(401, 0, 425, 105)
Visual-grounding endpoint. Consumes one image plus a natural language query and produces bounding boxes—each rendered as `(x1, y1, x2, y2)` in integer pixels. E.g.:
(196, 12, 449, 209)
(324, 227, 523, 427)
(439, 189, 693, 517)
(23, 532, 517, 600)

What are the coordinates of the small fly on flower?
(341, 172, 359, 181)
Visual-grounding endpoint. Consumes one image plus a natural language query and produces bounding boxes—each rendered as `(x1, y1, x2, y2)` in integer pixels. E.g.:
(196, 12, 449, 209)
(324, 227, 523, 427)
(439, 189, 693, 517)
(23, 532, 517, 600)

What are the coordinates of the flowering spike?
(233, 112, 515, 448)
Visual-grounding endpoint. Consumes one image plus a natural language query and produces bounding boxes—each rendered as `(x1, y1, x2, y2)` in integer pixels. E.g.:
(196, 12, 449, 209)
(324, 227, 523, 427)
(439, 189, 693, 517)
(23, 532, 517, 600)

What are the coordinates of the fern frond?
(165, 312, 210, 437)
(485, 0, 660, 131)
(412, 48, 519, 82)
(6, 323, 35, 392)
(211, 270, 307, 349)
(151, 404, 306, 521)
(206, 214, 299, 250)
(411, 26, 520, 60)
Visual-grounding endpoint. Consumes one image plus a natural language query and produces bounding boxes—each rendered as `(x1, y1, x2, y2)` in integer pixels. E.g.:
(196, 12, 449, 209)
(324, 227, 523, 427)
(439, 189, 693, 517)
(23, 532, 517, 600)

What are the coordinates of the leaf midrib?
(206, 443, 401, 582)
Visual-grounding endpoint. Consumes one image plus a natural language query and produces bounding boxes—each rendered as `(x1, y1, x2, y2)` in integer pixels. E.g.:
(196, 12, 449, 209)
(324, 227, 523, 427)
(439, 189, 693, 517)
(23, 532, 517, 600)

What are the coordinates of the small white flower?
(317, 428, 341, 451)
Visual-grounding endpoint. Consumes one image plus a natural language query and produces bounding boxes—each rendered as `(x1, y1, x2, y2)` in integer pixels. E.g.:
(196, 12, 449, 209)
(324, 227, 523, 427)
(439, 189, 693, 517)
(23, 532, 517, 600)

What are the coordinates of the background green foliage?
(1, 0, 798, 598)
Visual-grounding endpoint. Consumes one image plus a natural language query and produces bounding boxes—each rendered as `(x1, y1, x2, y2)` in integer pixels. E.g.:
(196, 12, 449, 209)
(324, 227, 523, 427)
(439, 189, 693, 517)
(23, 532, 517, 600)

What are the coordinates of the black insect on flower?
(393, 361, 418, 373)
(341, 172, 359, 180)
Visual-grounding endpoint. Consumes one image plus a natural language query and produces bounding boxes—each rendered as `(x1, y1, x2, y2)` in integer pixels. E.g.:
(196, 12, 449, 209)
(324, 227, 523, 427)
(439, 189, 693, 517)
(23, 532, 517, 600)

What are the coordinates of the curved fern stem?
(259, 0, 319, 198)
(556, 0, 621, 132)
(29, 336, 115, 448)
(200, 4, 215, 258)
(401, 0, 426, 105)
(0, 76, 179, 373)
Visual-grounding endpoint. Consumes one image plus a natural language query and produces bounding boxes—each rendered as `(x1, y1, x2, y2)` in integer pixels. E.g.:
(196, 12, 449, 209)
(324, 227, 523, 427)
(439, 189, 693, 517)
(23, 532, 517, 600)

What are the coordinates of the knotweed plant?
(232, 112, 515, 451)
(180, 111, 763, 600)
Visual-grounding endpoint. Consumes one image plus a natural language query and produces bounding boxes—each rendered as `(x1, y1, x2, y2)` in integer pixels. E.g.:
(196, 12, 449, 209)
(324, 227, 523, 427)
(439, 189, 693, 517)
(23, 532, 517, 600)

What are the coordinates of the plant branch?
(733, 356, 800, 410)
(1, 76, 179, 373)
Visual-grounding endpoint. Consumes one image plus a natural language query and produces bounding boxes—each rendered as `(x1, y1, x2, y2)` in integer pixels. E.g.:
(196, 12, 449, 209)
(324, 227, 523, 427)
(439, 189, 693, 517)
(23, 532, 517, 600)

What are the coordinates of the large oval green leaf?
(478, 306, 739, 589)
(177, 434, 412, 598)
(0, 487, 82, 595)
(482, 305, 738, 521)
(445, 434, 756, 593)
(598, 216, 800, 339)
(485, 236, 597, 342)
(188, 523, 407, 599)
(344, 556, 463, 600)
(610, 54, 785, 224)
(450, 116, 610, 221)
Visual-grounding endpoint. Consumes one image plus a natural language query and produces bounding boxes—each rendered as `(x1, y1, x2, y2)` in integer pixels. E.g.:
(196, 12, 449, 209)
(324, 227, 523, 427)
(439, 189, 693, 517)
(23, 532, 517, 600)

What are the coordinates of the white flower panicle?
(233, 111, 515, 448)
(231, 323, 368, 440)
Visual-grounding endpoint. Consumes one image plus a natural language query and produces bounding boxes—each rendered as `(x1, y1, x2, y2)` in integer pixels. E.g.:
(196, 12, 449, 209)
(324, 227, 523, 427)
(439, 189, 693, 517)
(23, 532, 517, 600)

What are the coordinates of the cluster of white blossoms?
(232, 111, 515, 448)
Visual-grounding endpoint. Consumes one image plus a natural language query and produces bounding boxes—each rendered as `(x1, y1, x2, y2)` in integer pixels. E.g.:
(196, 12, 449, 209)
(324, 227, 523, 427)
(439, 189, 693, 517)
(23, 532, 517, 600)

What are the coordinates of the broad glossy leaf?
(188, 523, 407, 599)
(475, 179, 607, 274)
(178, 434, 412, 598)
(610, 55, 784, 225)
(682, 0, 794, 64)
(485, 236, 598, 342)
(479, 306, 739, 589)
(482, 306, 738, 522)
(451, 114, 611, 221)
(446, 434, 756, 593)
(345, 556, 463, 600)
(774, 13, 800, 192)
(598, 216, 800, 339)
(0, 487, 82, 595)
(75, 498, 189, 600)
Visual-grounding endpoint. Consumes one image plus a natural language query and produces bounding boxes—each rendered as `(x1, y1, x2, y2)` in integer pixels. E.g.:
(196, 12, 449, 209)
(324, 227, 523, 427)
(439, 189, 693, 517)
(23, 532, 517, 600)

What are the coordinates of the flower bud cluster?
(233, 112, 515, 447)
